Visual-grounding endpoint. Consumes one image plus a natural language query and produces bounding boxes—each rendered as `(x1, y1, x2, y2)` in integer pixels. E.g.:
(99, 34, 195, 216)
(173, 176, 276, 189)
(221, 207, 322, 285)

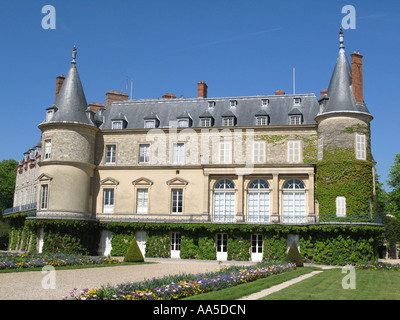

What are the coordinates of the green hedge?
(6, 218, 384, 265)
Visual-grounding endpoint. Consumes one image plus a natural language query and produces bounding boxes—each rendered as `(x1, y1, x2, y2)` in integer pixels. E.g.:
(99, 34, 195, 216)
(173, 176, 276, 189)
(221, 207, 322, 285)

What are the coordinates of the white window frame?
(112, 120, 123, 130)
(171, 189, 183, 214)
(253, 141, 265, 163)
(293, 98, 301, 106)
(213, 179, 235, 222)
(223, 117, 234, 126)
(173, 143, 184, 164)
(247, 179, 270, 222)
(171, 232, 181, 258)
(219, 141, 232, 164)
(178, 119, 189, 128)
(40, 184, 49, 210)
(282, 179, 306, 223)
(287, 140, 301, 163)
(290, 115, 301, 125)
(136, 189, 149, 214)
(356, 133, 366, 160)
(139, 144, 150, 164)
(44, 139, 52, 160)
(256, 116, 267, 126)
(317, 137, 323, 161)
(103, 188, 115, 213)
(336, 196, 346, 217)
(105, 145, 116, 164)
(144, 120, 156, 129)
(201, 118, 211, 127)
(216, 233, 228, 261)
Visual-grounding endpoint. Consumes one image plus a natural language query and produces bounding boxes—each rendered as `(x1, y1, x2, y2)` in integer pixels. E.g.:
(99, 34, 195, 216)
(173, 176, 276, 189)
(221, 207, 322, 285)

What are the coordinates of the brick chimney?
(162, 93, 176, 99)
(350, 51, 364, 104)
(55, 74, 65, 98)
(320, 89, 327, 98)
(105, 90, 129, 105)
(198, 81, 208, 98)
(275, 90, 285, 95)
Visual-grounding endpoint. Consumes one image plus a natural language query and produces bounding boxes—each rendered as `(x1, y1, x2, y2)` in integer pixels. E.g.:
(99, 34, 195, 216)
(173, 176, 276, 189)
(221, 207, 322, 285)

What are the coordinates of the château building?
(5, 29, 383, 263)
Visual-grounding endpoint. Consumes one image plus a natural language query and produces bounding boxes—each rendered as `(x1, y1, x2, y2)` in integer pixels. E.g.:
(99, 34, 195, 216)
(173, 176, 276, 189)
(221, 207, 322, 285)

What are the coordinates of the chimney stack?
(197, 81, 208, 98)
(275, 90, 285, 95)
(105, 90, 129, 105)
(320, 89, 327, 98)
(350, 51, 364, 104)
(162, 93, 176, 99)
(55, 74, 65, 98)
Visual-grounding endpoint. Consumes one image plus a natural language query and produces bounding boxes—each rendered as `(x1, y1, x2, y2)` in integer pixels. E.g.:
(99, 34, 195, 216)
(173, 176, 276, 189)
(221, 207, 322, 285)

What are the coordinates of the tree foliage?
(0, 159, 17, 214)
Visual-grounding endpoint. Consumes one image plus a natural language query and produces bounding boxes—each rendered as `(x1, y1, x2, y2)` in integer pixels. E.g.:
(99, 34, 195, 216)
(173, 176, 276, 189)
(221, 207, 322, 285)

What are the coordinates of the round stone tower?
(37, 46, 98, 220)
(315, 29, 374, 220)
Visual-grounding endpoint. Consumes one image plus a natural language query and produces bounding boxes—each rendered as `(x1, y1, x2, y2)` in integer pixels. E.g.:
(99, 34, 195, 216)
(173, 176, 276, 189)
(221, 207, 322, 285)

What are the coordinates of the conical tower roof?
(50, 46, 94, 125)
(322, 29, 371, 115)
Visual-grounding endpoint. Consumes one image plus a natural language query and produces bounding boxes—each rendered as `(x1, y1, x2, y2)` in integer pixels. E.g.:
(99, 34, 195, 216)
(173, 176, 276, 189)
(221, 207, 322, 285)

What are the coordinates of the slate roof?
(43, 46, 94, 126)
(98, 93, 320, 130)
(320, 29, 371, 116)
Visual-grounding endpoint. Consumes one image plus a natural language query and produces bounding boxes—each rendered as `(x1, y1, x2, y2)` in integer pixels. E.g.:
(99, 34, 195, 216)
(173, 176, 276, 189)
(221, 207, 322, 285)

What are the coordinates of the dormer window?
(201, 118, 212, 127)
(290, 115, 302, 125)
(261, 99, 269, 106)
(144, 120, 156, 128)
(223, 117, 234, 126)
(294, 98, 301, 106)
(46, 109, 54, 122)
(230, 100, 237, 107)
(256, 116, 268, 126)
(178, 119, 189, 128)
(112, 120, 123, 129)
(208, 101, 215, 108)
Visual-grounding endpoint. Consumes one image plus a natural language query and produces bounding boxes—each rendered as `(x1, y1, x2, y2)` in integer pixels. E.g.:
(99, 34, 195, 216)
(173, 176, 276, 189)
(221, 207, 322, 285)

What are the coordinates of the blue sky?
(0, 0, 399, 190)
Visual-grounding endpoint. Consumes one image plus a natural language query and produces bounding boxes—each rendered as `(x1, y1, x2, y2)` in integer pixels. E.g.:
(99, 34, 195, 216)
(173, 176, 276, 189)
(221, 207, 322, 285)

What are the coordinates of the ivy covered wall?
(316, 121, 374, 218)
(5, 215, 383, 265)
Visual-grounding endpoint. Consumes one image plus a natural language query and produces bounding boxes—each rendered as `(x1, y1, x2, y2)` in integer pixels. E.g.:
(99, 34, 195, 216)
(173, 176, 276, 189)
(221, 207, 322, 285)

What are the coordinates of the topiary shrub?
(285, 241, 303, 267)
(124, 238, 144, 262)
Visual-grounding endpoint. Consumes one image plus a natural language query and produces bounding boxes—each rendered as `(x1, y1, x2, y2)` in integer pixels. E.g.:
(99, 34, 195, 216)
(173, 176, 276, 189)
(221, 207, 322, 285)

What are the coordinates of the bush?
(124, 238, 144, 262)
(285, 241, 303, 267)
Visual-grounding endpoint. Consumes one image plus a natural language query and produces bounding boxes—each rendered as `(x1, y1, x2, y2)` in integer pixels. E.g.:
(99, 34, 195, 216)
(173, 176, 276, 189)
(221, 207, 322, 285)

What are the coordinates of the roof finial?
(72, 45, 77, 64)
(339, 27, 345, 51)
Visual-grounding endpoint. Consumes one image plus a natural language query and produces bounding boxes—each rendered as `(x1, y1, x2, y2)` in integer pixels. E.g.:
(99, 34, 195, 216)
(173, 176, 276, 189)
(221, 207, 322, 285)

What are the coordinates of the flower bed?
(66, 261, 296, 300)
(355, 262, 400, 271)
(0, 252, 120, 270)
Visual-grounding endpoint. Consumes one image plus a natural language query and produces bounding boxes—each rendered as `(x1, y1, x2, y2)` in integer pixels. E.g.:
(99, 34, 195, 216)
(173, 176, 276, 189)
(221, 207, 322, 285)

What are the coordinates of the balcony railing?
(317, 214, 383, 224)
(3, 203, 37, 215)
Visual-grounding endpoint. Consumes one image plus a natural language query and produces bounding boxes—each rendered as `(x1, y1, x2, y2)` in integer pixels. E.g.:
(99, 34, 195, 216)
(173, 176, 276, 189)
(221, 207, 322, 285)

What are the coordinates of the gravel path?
(0, 258, 256, 300)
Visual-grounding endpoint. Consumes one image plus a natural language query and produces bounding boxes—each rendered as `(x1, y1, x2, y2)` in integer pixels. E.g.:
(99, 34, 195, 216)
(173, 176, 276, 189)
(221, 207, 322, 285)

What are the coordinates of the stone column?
(306, 173, 316, 223)
(236, 174, 245, 222)
(202, 173, 210, 221)
(270, 173, 280, 223)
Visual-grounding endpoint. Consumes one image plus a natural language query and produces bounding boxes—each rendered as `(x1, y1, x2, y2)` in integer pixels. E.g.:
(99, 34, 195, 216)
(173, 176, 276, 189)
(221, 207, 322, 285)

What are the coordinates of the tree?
(387, 154, 400, 219)
(285, 241, 303, 267)
(0, 159, 17, 214)
(124, 238, 144, 262)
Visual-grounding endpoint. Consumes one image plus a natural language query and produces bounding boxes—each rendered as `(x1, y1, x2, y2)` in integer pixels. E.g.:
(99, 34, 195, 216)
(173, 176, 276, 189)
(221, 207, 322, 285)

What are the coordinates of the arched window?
(282, 179, 306, 223)
(213, 179, 235, 222)
(247, 179, 270, 222)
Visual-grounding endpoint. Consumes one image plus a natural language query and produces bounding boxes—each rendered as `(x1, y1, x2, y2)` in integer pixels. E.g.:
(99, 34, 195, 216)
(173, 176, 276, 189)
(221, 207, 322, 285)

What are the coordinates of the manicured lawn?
(183, 267, 320, 300)
(263, 268, 400, 300)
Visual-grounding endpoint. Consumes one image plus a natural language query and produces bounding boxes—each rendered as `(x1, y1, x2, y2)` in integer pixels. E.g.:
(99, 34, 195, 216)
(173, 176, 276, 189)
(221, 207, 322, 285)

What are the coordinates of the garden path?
(0, 258, 256, 300)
